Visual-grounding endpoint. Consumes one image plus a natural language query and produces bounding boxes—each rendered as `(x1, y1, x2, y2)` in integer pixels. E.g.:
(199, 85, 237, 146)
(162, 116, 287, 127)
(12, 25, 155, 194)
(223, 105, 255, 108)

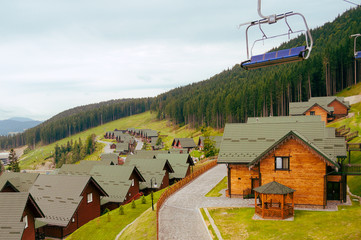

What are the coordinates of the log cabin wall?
(328, 100, 348, 118)
(228, 164, 259, 196)
(304, 105, 328, 123)
(259, 138, 326, 206)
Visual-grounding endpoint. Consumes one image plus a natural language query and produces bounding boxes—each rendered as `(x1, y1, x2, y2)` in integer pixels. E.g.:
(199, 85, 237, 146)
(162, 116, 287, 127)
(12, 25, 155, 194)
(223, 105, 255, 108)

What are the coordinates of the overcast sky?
(0, 0, 354, 121)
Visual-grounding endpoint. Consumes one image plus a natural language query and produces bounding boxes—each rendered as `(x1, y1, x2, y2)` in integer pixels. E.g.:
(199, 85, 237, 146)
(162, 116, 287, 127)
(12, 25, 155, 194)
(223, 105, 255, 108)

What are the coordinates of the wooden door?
(327, 182, 340, 200)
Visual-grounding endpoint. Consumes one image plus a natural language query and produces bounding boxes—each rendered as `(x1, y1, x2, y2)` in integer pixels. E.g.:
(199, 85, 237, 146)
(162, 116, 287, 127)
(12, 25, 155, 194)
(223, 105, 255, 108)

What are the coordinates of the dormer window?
(275, 157, 289, 170)
(310, 111, 315, 115)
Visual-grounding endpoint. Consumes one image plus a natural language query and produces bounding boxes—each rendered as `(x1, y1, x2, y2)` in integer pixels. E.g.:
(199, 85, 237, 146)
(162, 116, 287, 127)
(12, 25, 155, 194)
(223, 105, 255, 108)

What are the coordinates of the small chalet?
(124, 158, 174, 195)
(218, 116, 347, 207)
(115, 142, 130, 155)
(197, 136, 223, 150)
(289, 96, 350, 123)
(89, 165, 145, 210)
(0, 192, 44, 240)
(171, 138, 196, 153)
(157, 153, 194, 184)
(30, 175, 107, 239)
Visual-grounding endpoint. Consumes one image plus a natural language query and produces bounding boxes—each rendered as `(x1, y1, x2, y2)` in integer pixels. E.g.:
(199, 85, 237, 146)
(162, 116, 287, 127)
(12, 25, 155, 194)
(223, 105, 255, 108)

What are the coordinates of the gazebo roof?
(253, 181, 295, 195)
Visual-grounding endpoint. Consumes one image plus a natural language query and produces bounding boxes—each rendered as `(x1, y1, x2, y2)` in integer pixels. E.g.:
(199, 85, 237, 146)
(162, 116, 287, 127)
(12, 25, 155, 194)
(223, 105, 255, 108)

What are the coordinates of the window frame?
(310, 111, 315, 115)
(87, 192, 93, 203)
(274, 156, 290, 171)
(23, 215, 28, 229)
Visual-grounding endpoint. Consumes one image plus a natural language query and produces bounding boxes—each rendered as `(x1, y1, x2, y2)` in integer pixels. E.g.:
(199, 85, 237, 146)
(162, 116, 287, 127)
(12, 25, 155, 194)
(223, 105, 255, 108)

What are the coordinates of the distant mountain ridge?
(0, 118, 42, 136)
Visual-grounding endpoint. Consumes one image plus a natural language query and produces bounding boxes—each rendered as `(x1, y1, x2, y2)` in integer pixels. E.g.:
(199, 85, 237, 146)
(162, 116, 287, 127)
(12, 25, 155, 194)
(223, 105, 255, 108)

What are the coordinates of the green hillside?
(19, 111, 222, 170)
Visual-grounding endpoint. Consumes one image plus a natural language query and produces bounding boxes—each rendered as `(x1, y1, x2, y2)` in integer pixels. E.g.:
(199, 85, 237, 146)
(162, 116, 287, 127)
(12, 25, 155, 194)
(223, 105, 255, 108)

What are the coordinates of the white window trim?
(87, 193, 93, 203)
(23, 215, 28, 229)
(131, 179, 134, 187)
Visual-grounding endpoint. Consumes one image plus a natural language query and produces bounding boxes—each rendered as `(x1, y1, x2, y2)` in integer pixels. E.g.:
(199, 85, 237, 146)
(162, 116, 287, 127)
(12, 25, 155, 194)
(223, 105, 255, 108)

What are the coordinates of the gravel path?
(97, 140, 114, 154)
(158, 164, 254, 240)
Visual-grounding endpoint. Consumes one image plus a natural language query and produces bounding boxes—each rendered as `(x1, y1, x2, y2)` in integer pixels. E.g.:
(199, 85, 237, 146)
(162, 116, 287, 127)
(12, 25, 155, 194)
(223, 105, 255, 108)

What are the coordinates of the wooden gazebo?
(253, 181, 295, 219)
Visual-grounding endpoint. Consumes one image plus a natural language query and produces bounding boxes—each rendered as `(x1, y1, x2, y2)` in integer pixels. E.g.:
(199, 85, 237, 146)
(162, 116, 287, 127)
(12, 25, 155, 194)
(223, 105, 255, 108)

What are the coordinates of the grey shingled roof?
(0, 172, 39, 192)
(218, 116, 346, 168)
(30, 175, 107, 227)
(175, 138, 196, 148)
(156, 153, 193, 179)
(100, 153, 119, 165)
(0, 192, 44, 240)
(58, 163, 95, 175)
(289, 96, 350, 115)
(89, 165, 145, 205)
(247, 115, 322, 123)
(124, 158, 174, 190)
(253, 181, 295, 194)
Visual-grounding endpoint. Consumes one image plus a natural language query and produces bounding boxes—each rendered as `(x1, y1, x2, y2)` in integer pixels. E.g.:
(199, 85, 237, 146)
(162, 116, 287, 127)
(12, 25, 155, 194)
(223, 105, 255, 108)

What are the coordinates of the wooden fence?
(156, 157, 218, 239)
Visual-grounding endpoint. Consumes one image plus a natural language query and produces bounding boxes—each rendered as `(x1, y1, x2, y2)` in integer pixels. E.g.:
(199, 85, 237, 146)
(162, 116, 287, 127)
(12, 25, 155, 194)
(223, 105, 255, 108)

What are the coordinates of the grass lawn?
(208, 198, 361, 240)
(337, 81, 361, 97)
(118, 206, 156, 240)
(19, 111, 222, 169)
(67, 189, 165, 240)
(205, 177, 227, 197)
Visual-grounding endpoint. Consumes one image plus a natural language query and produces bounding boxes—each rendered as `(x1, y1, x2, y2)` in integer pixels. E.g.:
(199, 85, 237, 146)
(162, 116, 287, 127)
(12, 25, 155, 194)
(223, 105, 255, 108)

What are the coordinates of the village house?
(124, 158, 174, 195)
(171, 138, 197, 153)
(289, 96, 350, 123)
(218, 116, 347, 207)
(100, 153, 120, 165)
(30, 175, 107, 239)
(156, 153, 194, 184)
(197, 136, 223, 150)
(58, 161, 145, 210)
(0, 172, 40, 192)
(0, 192, 44, 240)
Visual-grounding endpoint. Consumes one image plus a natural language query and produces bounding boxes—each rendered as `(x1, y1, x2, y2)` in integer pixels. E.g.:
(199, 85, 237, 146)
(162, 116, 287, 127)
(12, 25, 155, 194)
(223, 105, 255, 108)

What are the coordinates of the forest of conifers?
(0, 7, 360, 149)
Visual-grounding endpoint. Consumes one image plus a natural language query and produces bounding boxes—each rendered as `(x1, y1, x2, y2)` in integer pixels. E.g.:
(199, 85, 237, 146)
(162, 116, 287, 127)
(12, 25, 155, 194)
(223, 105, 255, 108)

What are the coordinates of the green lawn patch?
(205, 177, 227, 197)
(67, 189, 165, 240)
(337, 81, 361, 97)
(209, 199, 361, 240)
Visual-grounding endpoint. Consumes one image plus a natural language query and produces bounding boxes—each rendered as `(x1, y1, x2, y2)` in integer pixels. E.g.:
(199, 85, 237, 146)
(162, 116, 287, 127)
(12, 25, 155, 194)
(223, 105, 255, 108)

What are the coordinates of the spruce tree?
(8, 148, 20, 172)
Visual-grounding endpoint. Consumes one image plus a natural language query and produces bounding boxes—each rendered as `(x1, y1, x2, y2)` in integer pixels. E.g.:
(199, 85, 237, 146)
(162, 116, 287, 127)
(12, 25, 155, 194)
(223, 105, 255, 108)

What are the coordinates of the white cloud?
(0, 0, 353, 120)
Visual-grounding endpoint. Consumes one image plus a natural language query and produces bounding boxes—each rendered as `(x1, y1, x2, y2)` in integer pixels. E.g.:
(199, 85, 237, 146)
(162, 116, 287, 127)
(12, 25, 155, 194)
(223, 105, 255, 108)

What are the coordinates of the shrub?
(107, 212, 111, 222)
(119, 205, 125, 215)
(131, 200, 136, 209)
(141, 195, 147, 204)
(102, 208, 110, 215)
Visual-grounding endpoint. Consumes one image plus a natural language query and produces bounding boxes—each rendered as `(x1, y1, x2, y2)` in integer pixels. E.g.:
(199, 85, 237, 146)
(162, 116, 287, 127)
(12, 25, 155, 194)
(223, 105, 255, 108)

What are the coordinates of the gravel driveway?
(158, 164, 254, 240)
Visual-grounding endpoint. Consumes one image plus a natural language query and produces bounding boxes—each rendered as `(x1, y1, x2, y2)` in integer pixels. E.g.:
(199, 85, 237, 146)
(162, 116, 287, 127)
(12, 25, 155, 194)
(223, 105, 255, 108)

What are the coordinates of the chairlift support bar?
(343, 0, 360, 7)
(239, 0, 313, 66)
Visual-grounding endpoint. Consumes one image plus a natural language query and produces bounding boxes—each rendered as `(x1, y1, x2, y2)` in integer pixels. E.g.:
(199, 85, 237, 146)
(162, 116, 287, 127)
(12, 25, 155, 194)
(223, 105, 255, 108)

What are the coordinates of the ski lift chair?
(239, 0, 313, 70)
(351, 34, 361, 60)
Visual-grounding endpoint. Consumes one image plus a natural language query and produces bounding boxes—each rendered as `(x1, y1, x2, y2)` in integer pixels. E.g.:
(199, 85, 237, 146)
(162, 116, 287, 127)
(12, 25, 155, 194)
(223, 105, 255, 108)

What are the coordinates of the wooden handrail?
(156, 158, 218, 240)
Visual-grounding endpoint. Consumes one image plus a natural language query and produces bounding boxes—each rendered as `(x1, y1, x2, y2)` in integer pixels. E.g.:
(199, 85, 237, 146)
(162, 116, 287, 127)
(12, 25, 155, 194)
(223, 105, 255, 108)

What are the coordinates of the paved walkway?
(135, 138, 143, 150)
(98, 140, 114, 153)
(159, 164, 254, 240)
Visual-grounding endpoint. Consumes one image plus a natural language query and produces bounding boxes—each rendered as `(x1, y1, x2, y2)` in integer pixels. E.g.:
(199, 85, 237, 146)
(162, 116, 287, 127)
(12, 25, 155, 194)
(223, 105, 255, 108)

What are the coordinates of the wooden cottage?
(171, 138, 197, 153)
(30, 175, 107, 239)
(0, 192, 44, 240)
(89, 165, 145, 210)
(0, 172, 40, 192)
(156, 153, 194, 184)
(289, 96, 350, 123)
(218, 116, 347, 207)
(197, 136, 223, 150)
(124, 158, 174, 195)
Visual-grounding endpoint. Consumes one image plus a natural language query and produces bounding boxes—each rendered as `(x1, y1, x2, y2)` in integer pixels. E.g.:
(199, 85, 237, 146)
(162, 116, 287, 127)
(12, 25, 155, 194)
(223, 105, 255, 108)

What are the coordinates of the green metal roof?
(198, 136, 223, 149)
(253, 181, 295, 194)
(174, 138, 196, 148)
(218, 116, 346, 168)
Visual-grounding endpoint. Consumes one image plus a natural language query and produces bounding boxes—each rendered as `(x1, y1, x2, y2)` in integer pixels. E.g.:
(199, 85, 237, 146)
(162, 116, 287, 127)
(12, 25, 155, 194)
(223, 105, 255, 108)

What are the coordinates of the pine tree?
(8, 148, 20, 172)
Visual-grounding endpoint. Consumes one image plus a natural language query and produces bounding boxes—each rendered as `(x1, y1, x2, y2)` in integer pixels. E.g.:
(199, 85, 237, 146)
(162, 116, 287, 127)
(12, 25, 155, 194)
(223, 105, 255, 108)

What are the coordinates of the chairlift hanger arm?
(350, 34, 361, 57)
(343, 0, 360, 7)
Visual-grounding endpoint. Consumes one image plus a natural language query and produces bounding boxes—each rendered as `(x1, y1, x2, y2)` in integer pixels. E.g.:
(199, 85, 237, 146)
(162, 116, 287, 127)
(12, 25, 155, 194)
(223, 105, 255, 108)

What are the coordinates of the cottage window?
(72, 217, 75, 223)
(131, 179, 134, 187)
(310, 111, 315, 115)
(23, 215, 28, 229)
(87, 193, 93, 203)
(275, 157, 289, 170)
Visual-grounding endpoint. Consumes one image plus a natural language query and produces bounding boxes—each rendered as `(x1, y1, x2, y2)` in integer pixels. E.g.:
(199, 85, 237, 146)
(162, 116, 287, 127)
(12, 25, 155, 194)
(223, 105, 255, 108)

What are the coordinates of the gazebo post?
(262, 193, 265, 218)
(281, 194, 285, 219)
